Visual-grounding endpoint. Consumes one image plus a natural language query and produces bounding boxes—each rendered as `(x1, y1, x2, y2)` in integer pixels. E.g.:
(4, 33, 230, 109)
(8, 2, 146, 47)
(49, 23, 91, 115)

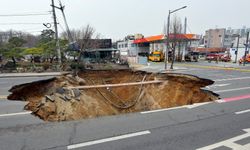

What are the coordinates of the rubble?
(8, 69, 219, 121)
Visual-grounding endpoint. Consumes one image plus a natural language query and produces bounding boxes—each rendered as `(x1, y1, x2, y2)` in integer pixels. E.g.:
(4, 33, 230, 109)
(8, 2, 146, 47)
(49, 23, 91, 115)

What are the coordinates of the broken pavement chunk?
(45, 95, 55, 102)
(72, 89, 81, 97)
(56, 87, 65, 94)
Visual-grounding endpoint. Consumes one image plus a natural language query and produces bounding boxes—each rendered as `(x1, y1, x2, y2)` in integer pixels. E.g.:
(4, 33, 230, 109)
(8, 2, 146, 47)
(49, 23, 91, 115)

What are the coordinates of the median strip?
(67, 130, 151, 149)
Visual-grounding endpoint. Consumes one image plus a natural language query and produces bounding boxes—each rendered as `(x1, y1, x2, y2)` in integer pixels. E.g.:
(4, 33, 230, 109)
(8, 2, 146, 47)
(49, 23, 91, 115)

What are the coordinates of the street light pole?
(164, 6, 187, 70)
(235, 34, 240, 63)
(165, 10, 170, 70)
(243, 32, 249, 66)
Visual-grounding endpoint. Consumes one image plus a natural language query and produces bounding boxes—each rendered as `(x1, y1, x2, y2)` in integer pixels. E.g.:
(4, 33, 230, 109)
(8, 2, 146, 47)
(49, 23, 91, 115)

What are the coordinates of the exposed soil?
(8, 69, 219, 121)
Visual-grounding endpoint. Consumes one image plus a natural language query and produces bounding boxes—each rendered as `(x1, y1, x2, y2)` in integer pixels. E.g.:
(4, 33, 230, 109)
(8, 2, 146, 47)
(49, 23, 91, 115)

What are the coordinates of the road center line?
(214, 87, 250, 93)
(67, 130, 151, 149)
(0, 111, 32, 117)
(235, 109, 250, 115)
(214, 76, 250, 82)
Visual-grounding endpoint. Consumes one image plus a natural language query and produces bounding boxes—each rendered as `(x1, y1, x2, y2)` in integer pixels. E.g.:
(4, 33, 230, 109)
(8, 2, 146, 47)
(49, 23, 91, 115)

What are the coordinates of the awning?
(133, 38, 148, 44)
(133, 34, 200, 44)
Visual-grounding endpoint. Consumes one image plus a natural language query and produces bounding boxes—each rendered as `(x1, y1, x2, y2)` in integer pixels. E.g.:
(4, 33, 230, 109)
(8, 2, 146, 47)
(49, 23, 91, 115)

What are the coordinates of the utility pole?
(56, 1, 74, 43)
(51, 0, 61, 67)
(243, 32, 249, 66)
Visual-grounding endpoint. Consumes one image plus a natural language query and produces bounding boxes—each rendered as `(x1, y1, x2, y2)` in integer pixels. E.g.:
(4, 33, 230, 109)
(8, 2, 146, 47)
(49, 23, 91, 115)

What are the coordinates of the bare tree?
(61, 24, 100, 75)
(76, 25, 100, 50)
(170, 15, 182, 69)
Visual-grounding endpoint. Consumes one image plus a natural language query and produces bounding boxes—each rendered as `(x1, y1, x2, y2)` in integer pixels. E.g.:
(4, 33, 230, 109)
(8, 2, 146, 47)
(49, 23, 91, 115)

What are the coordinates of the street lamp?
(165, 6, 187, 70)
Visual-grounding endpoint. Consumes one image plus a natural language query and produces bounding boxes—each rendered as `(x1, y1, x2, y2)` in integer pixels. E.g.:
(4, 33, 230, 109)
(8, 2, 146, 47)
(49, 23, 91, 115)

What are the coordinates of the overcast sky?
(0, 0, 249, 40)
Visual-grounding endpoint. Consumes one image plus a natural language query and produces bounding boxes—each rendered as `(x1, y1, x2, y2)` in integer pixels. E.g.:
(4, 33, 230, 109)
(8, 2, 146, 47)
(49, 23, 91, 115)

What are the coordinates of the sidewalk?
(0, 72, 70, 78)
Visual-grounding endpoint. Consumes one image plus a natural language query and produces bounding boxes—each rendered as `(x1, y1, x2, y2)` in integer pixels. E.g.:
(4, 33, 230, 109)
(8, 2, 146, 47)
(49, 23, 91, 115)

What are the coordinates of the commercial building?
(204, 28, 232, 48)
(117, 34, 201, 64)
(80, 39, 119, 63)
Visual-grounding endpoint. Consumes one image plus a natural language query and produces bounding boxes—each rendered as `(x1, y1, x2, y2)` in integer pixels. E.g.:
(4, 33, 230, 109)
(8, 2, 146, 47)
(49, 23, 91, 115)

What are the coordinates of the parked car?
(239, 54, 250, 64)
(185, 52, 199, 62)
(206, 52, 231, 62)
(220, 54, 231, 62)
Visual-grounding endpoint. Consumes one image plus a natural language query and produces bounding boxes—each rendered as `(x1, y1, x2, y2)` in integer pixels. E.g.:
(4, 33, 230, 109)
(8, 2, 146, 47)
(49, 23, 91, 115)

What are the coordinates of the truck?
(148, 51, 164, 62)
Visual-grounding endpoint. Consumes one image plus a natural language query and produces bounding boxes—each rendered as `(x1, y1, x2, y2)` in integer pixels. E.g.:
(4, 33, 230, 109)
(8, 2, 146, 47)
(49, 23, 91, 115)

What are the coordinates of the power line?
(0, 23, 51, 25)
(0, 12, 51, 17)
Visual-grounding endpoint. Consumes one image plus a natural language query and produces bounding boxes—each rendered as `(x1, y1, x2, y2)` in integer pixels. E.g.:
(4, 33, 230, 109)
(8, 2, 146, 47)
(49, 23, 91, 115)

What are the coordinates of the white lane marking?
(206, 84, 231, 89)
(0, 95, 7, 99)
(197, 128, 250, 150)
(186, 102, 212, 109)
(67, 130, 151, 149)
(214, 87, 250, 93)
(215, 100, 225, 103)
(141, 101, 215, 114)
(235, 109, 250, 115)
(140, 106, 185, 114)
(214, 76, 250, 82)
(212, 84, 231, 87)
(0, 111, 32, 117)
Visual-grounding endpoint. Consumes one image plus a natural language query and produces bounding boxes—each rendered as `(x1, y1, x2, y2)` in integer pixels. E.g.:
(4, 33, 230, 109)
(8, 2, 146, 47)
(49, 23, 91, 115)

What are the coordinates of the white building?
(117, 40, 137, 57)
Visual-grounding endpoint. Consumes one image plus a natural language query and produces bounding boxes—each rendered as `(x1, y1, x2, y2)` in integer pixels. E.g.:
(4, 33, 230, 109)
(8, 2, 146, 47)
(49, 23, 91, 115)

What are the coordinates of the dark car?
(185, 52, 199, 62)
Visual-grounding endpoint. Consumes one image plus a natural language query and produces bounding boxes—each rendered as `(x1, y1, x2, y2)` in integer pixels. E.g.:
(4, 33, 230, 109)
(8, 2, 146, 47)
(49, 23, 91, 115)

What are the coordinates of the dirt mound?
(8, 70, 219, 121)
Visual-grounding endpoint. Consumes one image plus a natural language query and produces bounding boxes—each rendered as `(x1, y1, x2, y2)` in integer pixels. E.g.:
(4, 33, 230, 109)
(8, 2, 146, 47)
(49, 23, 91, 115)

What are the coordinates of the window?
(125, 43, 128, 47)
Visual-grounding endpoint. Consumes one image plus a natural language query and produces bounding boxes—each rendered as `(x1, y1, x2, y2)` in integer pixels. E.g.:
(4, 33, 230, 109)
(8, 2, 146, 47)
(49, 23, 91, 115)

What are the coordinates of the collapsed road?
(7, 69, 219, 121)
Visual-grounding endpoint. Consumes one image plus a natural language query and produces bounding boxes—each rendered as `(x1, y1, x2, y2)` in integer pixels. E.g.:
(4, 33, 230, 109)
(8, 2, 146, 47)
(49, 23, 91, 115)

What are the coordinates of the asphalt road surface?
(0, 66, 250, 150)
